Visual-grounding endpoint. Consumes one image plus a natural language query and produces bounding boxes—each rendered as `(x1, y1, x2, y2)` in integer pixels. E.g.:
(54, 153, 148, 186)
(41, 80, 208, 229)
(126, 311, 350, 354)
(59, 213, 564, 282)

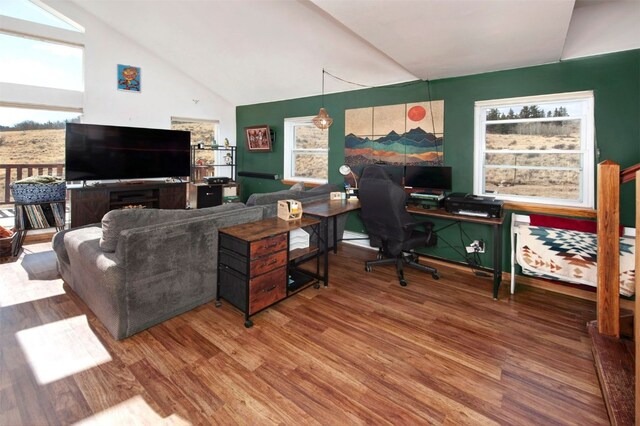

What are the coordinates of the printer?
(444, 193, 504, 219)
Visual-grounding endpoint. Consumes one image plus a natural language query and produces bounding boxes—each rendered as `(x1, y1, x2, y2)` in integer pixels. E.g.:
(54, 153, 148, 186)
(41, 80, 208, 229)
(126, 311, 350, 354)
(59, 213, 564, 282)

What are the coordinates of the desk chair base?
(365, 250, 439, 286)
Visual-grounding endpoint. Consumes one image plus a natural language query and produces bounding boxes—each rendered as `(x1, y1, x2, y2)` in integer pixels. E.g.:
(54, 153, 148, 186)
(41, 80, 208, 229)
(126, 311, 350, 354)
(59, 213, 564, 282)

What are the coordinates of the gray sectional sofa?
(52, 183, 348, 340)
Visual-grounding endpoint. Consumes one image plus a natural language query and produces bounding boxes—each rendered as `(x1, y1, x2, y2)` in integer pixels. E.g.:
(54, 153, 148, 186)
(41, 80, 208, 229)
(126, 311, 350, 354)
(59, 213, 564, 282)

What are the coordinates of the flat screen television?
(65, 123, 191, 181)
(404, 166, 452, 193)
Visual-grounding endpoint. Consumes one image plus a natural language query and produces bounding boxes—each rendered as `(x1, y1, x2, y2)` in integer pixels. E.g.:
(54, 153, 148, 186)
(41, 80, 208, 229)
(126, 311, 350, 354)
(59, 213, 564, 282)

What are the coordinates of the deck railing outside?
(0, 163, 65, 205)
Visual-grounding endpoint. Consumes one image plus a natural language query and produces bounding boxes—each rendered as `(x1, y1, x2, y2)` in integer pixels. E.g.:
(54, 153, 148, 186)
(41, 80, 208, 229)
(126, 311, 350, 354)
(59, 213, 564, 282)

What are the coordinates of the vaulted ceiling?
(66, 0, 639, 106)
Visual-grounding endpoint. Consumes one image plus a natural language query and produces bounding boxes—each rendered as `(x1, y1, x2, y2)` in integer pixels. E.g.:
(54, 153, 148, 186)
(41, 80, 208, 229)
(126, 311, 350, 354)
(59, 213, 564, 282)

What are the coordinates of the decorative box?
(277, 199, 302, 221)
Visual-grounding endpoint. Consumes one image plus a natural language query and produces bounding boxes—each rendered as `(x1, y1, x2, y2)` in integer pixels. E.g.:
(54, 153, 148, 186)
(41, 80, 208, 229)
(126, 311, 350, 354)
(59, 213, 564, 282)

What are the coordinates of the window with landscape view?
(474, 91, 594, 208)
(0, 108, 81, 205)
(284, 117, 328, 183)
(171, 118, 219, 181)
(0, 0, 84, 206)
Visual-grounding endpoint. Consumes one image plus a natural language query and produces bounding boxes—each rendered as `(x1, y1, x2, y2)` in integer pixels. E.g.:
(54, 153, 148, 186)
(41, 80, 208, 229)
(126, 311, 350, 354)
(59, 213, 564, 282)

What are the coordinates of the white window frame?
(473, 91, 595, 208)
(284, 116, 329, 184)
(1, 5, 84, 112)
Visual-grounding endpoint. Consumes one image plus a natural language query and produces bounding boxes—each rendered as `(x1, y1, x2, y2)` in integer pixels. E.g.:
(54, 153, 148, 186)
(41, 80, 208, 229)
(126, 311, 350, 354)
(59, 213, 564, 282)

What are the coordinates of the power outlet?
(467, 240, 485, 253)
(473, 240, 485, 253)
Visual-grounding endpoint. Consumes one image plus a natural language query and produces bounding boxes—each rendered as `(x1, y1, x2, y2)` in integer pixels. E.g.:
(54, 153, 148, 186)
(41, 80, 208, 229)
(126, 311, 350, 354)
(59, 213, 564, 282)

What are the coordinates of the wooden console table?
(217, 217, 321, 327)
(68, 182, 186, 228)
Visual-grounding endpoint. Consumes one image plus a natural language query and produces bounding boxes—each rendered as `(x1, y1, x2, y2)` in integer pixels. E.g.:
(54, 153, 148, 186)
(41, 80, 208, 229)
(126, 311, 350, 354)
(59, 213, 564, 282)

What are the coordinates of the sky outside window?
(0, 106, 81, 127)
(0, 33, 83, 91)
(0, 0, 81, 31)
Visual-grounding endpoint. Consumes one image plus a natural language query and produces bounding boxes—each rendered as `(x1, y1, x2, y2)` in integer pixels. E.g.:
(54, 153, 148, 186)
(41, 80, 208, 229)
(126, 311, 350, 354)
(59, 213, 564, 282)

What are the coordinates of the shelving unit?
(190, 145, 236, 182)
(190, 145, 238, 208)
(13, 201, 66, 255)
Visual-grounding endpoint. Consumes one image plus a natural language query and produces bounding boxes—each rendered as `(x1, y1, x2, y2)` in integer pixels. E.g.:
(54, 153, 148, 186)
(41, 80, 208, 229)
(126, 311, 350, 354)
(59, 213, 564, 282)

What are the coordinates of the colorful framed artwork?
(345, 100, 445, 167)
(245, 125, 272, 152)
(117, 64, 141, 92)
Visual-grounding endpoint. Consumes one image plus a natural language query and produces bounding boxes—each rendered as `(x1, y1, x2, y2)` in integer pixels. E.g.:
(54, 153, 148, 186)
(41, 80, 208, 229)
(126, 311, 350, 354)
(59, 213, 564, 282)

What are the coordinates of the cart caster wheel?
(365, 265, 372, 272)
(376, 253, 384, 260)
(432, 272, 440, 280)
(400, 279, 407, 287)
(313, 282, 320, 289)
(215, 300, 222, 308)
(244, 320, 253, 328)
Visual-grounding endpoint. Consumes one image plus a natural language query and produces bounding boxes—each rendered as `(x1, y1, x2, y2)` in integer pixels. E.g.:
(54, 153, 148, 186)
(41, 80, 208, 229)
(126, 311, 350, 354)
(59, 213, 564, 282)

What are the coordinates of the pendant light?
(313, 69, 333, 130)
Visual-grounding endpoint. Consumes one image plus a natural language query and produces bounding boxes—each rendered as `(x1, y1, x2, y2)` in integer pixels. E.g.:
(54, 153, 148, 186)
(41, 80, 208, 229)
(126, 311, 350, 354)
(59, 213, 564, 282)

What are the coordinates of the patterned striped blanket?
(515, 225, 635, 297)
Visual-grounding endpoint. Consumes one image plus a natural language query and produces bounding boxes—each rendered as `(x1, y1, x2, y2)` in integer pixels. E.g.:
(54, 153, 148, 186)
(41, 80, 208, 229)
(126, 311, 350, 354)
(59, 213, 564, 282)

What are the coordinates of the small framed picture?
(117, 64, 141, 92)
(245, 125, 272, 152)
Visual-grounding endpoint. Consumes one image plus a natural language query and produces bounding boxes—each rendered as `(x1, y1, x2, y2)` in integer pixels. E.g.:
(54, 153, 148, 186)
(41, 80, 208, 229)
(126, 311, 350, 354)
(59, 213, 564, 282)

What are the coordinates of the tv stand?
(69, 181, 186, 228)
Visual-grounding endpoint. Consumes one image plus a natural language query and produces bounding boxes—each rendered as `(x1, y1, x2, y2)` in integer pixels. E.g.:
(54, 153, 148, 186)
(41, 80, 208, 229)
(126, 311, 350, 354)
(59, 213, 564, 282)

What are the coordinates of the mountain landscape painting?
(344, 101, 444, 173)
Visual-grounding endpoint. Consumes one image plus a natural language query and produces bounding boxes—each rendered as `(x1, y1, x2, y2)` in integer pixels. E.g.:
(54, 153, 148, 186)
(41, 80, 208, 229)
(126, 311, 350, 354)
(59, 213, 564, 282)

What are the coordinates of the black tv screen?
(65, 123, 191, 181)
(404, 166, 452, 192)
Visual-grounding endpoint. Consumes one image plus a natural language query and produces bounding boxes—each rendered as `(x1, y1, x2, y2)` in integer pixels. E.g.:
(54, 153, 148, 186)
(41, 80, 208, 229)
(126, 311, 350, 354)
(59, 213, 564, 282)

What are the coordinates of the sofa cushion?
(100, 203, 246, 252)
(245, 189, 302, 206)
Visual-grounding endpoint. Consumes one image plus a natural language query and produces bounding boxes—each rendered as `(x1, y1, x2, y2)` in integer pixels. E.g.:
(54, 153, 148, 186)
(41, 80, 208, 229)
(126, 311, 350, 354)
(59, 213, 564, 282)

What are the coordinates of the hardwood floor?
(1, 242, 609, 425)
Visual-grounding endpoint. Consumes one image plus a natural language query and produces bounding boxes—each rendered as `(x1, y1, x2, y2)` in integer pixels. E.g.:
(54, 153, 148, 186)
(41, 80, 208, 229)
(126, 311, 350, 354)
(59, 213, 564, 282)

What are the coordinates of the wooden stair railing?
(597, 160, 621, 337)
(633, 166, 640, 425)
(596, 161, 639, 337)
(594, 162, 637, 425)
(621, 163, 640, 184)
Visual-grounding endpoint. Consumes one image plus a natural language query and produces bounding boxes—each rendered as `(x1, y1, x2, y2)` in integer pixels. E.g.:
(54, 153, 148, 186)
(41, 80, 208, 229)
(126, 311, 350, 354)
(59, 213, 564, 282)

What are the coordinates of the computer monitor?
(404, 166, 452, 193)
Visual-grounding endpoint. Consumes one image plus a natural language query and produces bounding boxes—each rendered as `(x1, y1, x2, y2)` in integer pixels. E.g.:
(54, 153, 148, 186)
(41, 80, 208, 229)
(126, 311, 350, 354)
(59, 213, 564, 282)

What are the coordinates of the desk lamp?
(339, 164, 358, 198)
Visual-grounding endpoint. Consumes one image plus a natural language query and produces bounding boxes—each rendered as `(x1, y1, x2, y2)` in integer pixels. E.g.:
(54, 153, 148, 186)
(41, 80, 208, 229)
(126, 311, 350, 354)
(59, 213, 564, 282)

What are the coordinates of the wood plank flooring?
(1, 242, 609, 425)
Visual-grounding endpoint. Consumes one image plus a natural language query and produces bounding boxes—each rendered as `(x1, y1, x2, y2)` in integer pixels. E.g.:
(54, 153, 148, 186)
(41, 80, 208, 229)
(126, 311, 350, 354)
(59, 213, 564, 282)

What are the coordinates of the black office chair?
(359, 164, 439, 286)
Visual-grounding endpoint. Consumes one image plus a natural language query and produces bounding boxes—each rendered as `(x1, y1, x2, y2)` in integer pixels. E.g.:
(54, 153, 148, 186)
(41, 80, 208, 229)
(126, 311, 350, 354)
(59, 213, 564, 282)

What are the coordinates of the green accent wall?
(236, 50, 639, 269)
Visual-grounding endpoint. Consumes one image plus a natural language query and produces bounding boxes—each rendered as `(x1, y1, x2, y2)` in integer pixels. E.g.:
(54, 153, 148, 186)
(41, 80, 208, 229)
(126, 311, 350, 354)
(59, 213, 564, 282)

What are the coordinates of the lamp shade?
(338, 164, 352, 176)
(338, 164, 358, 188)
(313, 108, 333, 130)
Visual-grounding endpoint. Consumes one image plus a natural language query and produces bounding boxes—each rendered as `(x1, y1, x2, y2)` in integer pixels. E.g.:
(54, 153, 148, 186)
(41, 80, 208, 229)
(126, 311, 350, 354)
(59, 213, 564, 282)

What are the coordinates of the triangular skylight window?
(0, 0, 83, 32)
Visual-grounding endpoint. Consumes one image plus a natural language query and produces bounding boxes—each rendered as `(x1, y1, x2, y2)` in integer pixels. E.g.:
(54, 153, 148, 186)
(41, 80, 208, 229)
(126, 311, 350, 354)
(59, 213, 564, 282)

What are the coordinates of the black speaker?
(189, 184, 222, 208)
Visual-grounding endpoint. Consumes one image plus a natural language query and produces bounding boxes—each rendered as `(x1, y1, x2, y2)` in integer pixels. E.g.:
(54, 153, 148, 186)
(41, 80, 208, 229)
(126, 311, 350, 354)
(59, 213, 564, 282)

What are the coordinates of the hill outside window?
(473, 91, 595, 208)
(284, 116, 328, 184)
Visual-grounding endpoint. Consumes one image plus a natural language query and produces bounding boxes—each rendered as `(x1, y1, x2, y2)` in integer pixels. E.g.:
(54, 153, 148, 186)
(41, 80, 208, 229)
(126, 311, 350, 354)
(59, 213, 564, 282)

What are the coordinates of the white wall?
(41, 0, 237, 143)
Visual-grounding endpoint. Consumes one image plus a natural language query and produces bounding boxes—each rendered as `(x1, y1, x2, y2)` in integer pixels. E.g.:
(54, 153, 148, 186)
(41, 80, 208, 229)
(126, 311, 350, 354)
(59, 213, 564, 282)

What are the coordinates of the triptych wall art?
(344, 101, 444, 178)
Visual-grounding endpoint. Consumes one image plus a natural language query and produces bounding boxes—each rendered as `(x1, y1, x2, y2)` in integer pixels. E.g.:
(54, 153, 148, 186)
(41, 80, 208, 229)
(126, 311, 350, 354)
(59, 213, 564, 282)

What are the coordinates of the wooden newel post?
(596, 160, 620, 337)
(635, 169, 640, 426)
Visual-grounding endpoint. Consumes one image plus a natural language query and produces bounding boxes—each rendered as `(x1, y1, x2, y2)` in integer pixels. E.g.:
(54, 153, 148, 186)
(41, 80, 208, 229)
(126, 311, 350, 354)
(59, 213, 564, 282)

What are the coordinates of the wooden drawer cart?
(216, 217, 321, 327)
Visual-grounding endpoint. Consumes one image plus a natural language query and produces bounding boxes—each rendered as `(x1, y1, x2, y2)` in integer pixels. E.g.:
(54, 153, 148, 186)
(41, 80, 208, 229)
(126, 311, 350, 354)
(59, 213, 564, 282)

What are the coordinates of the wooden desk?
(302, 198, 361, 286)
(217, 217, 321, 327)
(407, 205, 505, 299)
